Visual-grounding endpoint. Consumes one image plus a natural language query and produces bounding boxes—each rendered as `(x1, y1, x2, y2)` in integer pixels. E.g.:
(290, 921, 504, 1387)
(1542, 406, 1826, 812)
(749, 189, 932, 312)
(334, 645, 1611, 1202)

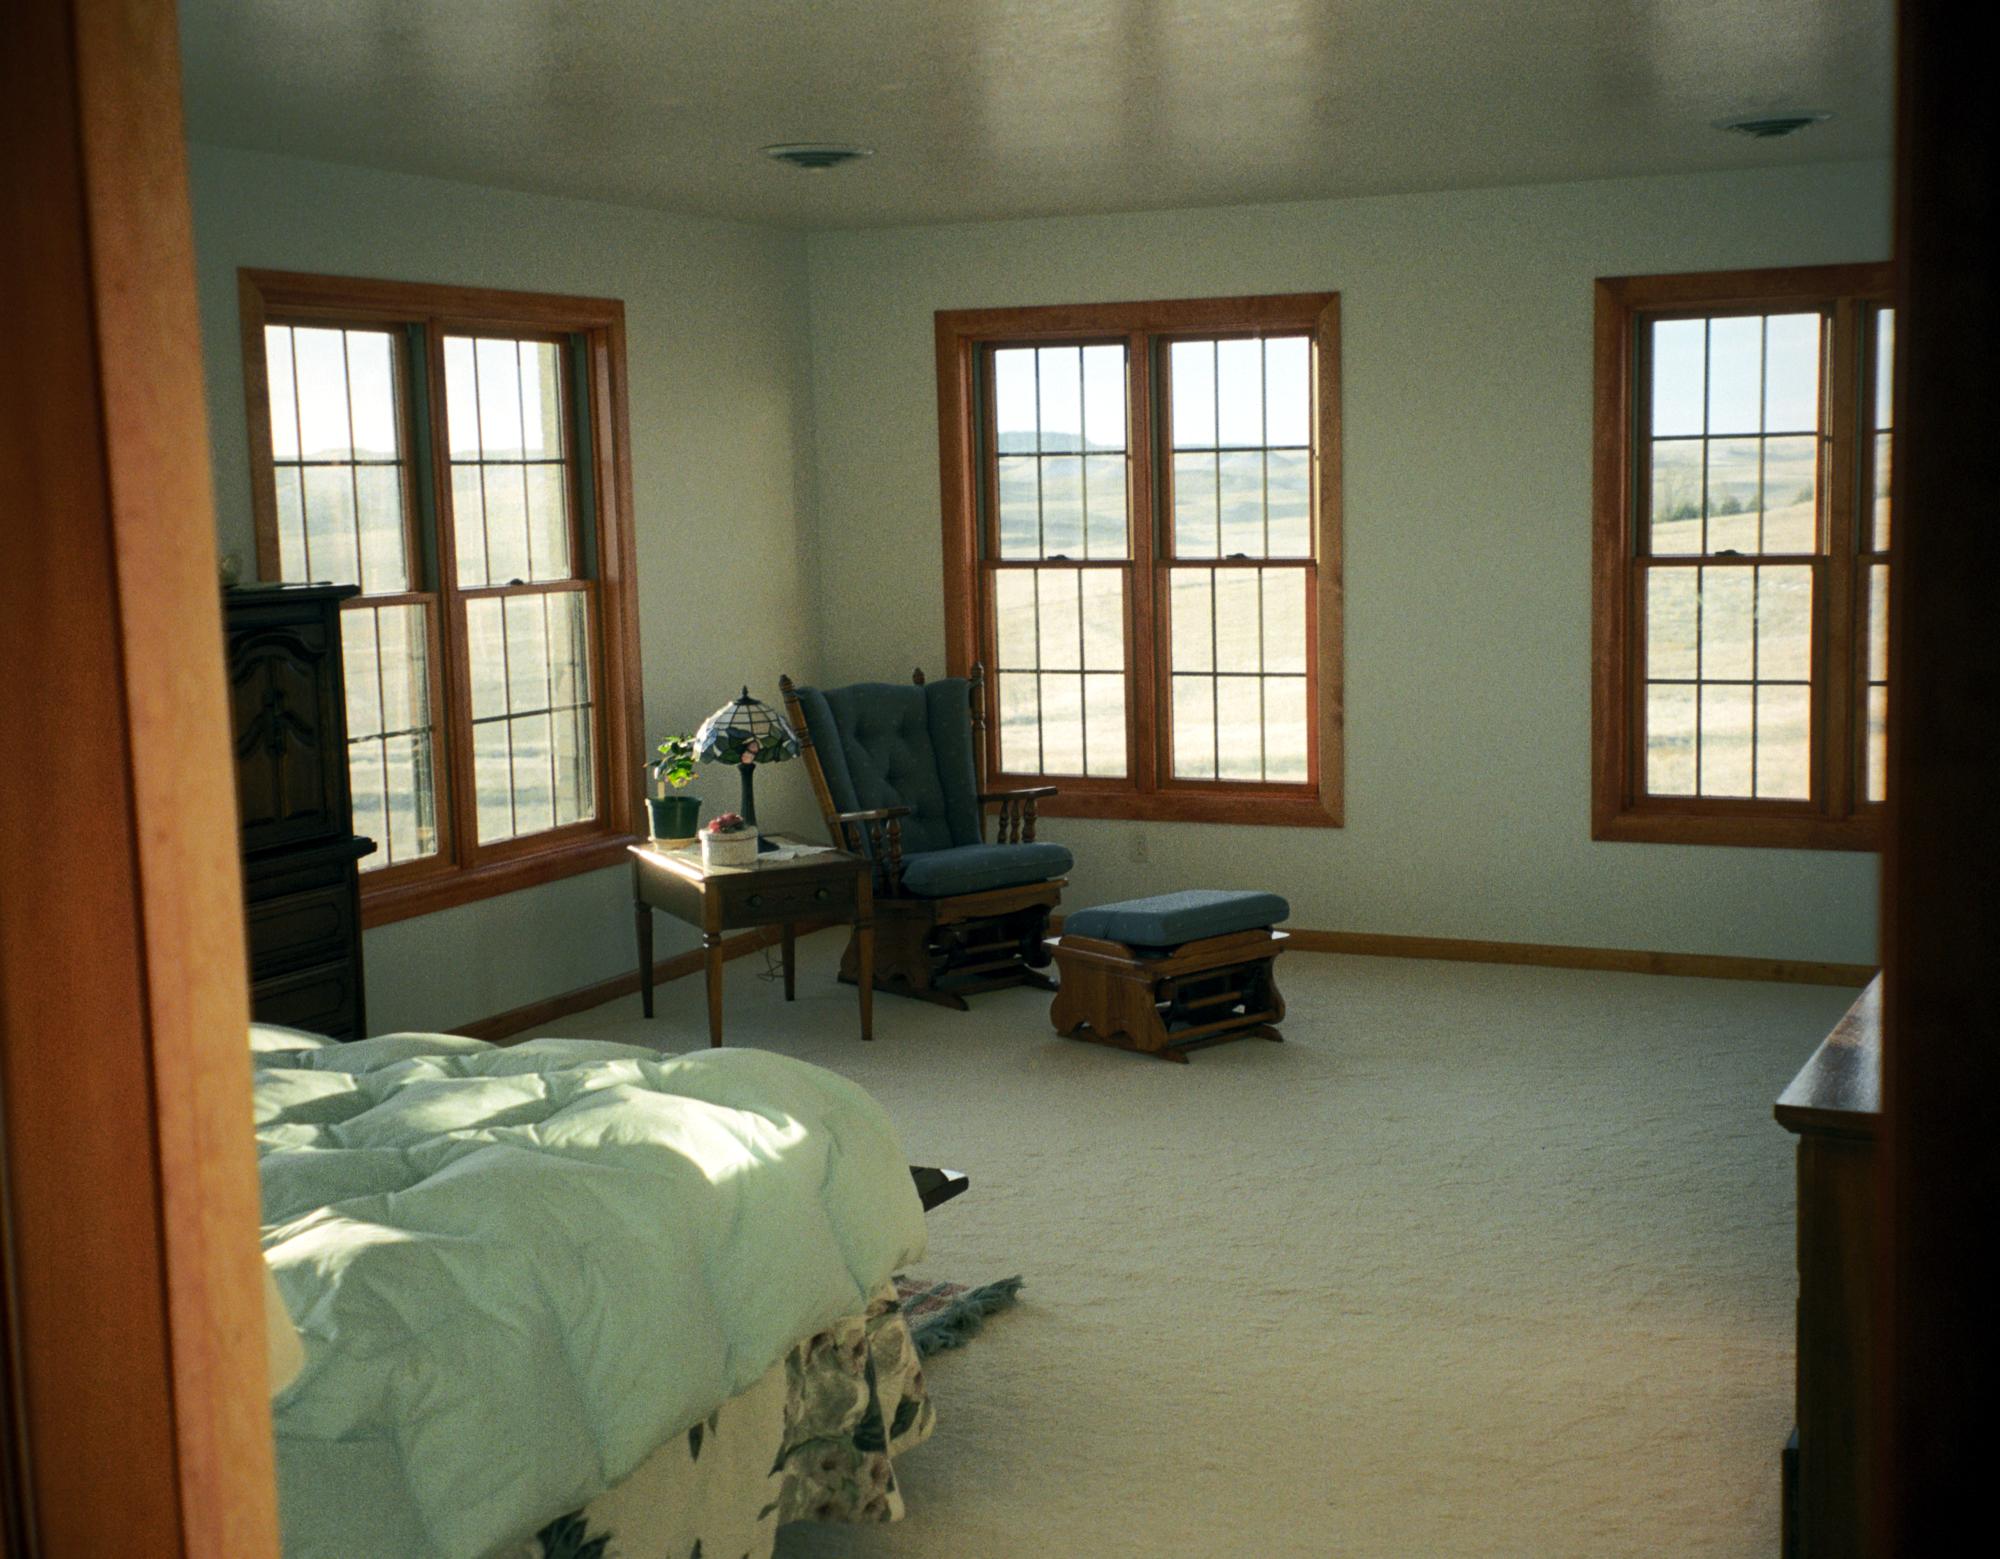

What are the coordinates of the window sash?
(1591, 265, 1892, 850)
(243, 273, 639, 917)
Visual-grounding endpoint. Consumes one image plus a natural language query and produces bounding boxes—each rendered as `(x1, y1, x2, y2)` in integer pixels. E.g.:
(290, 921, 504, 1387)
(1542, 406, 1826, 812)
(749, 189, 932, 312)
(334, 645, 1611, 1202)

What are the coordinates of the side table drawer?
(246, 881, 356, 981)
(718, 873, 855, 924)
(252, 958, 362, 1041)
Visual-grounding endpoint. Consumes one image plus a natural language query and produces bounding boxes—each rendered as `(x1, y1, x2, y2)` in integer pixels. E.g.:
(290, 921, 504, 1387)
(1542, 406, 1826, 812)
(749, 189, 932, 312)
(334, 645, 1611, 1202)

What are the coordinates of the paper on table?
(760, 843, 835, 862)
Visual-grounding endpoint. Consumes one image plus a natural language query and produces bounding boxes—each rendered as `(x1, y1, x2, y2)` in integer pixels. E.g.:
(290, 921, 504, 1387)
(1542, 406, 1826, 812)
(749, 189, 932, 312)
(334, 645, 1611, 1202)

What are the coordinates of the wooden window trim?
(937, 293, 1343, 828)
(1591, 263, 1892, 851)
(239, 270, 645, 925)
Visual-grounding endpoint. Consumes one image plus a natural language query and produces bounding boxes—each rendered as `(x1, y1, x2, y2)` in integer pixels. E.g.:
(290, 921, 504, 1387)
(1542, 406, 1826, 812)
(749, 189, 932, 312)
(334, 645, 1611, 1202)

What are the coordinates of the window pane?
(1868, 562, 1889, 684)
(1083, 454, 1126, 558)
(1866, 685, 1888, 803)
(469, 589, 595, 843)
(1036, 568, 1081, 670)
(1266, 450, 1311, 558)
(343, 608, 381, 742)
(1217, 680, 1263, 780)
(1264, 677, 1309, 782)
(1262, 570, 1307, 675)
(346, 331, 400, 458)
(1645, 568, 1697, 681)
(1170, 340, 1216, 448)
(274, 466, 308, 580)
(265, 326, 300, 460)
(1036, 346, 1083, 449)
(1080, 570, 1124, 670)
(508, 713, 556, 835)
(473, 719, 513, 842)
(994, 569, 1037, 670)
(1647, 683, 1697, 795)
(525, 463, 572, 581)
(453, 466, 490, 587)
(355, 466, 407, 595)
(1649, 440, 1703, 556)
(993, 349, 1037, 452)
(997, 455, 1039, 558)
(1757, 566, 1813, 683)
(444, 336, 481, 458)
(1172, 675, 1216, 779)
(1215, 338, 1263, 448)
(293, 327, 352, 460)
(482, 465, 532, 585)
(519, 341, 565, 461)
(1083, 672, 1127, 778)
(301, 465, 360, 587)
(1082, 344, 1126, 451)
(1702, 567, 1754, 680)
(1700, 683, 1755, 797)
(505, 594, 552, 713)
(1756, 684, 1810, 800)
(996, 671, 1039, 773)
(1707, 315, 1763, 436)
(554, 704, 595, 826)
(1040, 454, 1084, 557)
(1872, 431, 1893, 550)
(1874, 308, 1896, 432)
(1651, 319, 1705, 438)
(1705, 438, 1760, 554)
(1264, 336, 1311, 448)
(1764, 313, 1821, 434)
(1218, 451, 1263, 556)
(1170, 569, 1213, 672)
(466, 596, 507, 720)
(1761, 436, 1818, 554)
(1038, 673, 1084, 774)
(1214, 569, 1261, 674)
(474, 337, 525, 459)
(1173, 453, 1220, 557)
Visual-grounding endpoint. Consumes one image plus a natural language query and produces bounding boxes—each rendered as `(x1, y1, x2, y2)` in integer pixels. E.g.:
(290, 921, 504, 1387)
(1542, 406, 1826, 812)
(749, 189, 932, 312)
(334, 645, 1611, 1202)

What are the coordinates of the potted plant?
(646, 735, 701, 845)
(699, 811, 758, 869)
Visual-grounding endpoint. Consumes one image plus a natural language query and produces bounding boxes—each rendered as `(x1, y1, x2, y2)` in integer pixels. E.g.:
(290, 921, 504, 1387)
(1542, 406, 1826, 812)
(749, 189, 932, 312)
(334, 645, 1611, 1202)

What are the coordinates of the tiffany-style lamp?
(694, 687, 801, 852)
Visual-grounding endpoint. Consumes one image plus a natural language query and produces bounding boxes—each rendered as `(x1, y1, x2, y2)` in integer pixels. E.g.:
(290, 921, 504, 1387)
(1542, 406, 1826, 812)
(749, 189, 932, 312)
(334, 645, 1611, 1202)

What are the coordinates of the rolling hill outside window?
(239, 272, 644, 924)
(1591, 263, 1894, 850)
(936, 295, 1342, 827)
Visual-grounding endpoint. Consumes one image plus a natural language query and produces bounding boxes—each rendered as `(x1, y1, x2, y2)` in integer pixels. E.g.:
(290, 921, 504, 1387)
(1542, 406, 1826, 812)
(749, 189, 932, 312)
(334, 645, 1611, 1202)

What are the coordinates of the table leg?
(635, 898, 654, 1019)
(703, 929, 724, 1047)
(782, 921, 796, 1000)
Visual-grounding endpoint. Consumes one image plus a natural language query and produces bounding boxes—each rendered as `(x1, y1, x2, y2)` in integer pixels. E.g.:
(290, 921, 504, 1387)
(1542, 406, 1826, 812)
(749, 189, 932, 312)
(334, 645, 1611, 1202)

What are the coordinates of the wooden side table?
(629, 838, 874, 1045)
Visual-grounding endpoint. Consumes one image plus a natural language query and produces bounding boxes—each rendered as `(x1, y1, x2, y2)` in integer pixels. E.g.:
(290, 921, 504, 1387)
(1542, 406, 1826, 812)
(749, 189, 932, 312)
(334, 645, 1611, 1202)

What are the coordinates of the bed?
(252, 1024, 934, 1558)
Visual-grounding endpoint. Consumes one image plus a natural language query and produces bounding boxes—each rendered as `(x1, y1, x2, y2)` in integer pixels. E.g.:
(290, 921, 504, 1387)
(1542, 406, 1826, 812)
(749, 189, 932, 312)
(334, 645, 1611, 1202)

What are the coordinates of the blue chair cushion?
(1063, 889, 1290, 949)
(791, 679, 982, 856)
(897, 842, 1073, 898)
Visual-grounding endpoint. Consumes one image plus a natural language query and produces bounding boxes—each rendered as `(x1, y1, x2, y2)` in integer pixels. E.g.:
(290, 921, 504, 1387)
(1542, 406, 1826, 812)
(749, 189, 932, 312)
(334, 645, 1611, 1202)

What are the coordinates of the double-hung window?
(1591, 263, 1894, 849)
(239, 271, 644, 923)
(936, 294, 1342, 826)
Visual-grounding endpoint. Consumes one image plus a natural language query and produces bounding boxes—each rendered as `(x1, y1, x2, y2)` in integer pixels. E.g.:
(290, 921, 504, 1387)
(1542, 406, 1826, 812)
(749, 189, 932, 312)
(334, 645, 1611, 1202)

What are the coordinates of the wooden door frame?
(1878, 1, 1993, 1550)
(0, 1, 280, 1554)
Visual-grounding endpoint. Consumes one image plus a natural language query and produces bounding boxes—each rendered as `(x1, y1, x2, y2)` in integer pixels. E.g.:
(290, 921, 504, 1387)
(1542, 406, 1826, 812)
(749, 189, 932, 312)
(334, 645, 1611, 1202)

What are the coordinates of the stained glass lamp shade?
(695, 687, 800, 843)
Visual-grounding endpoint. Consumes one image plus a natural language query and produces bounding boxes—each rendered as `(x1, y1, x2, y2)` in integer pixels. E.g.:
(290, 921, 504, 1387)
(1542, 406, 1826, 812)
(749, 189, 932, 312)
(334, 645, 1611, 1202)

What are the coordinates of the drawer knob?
(815, 887, 830, 901)
(746, 894, 763, 909)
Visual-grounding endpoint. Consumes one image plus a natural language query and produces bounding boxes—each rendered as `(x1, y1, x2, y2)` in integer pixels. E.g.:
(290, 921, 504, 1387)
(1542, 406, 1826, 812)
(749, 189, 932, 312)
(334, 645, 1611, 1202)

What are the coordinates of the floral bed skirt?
(522, 1282, 933, 1559)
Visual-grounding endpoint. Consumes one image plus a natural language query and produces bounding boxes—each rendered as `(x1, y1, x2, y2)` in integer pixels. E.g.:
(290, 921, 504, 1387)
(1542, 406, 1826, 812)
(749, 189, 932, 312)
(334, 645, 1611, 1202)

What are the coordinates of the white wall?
(802, 162, 1891, 964)
(189, 144, 830, 1033)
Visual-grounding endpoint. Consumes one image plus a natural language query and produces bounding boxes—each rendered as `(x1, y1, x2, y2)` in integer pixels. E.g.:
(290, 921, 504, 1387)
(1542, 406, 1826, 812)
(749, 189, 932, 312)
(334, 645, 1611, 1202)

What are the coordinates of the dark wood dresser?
(1775, 976, 1882, 1559)
(225, 584, 374, 1039)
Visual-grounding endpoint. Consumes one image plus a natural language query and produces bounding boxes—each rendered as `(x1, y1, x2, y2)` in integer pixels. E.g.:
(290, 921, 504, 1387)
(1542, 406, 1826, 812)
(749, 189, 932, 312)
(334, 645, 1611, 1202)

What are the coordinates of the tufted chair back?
(789, 678, 982, 856)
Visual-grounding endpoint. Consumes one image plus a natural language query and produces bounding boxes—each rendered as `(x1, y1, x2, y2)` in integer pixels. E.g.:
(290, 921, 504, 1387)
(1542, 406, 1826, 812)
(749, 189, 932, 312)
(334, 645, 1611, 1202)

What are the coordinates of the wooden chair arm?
(978, 787, 1054, 844)
(831, 807, 908, 891)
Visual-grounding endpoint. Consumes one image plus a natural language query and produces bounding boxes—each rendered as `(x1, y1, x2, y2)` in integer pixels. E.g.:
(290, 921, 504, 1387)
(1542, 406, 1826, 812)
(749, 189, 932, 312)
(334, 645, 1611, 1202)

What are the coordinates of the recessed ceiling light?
(1715, 112, 1832, 140)
(762, 143, 875, 171)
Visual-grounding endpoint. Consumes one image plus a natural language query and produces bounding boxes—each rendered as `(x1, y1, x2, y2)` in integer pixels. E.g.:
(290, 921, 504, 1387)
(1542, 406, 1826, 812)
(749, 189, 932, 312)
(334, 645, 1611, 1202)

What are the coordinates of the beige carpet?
(527, 939, 1854, 1559)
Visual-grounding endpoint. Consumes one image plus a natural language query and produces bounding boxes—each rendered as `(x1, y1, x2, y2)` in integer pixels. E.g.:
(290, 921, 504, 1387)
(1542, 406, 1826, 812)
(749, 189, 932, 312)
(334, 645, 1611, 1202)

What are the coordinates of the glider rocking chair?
(780, 666, 1072, 1009)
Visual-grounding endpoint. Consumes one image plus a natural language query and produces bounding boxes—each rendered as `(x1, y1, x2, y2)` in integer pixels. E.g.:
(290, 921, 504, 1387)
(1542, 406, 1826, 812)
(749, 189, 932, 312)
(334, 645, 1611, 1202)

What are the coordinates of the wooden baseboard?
(454, 922, 838, 1043)
(1282, 929, 1873, 986)
(1051, 916, 1873, 988)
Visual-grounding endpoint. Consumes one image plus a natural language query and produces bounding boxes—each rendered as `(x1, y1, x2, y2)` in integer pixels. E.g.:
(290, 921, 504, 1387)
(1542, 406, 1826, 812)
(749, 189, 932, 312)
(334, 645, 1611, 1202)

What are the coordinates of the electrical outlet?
(1128, 828, 1149, 864)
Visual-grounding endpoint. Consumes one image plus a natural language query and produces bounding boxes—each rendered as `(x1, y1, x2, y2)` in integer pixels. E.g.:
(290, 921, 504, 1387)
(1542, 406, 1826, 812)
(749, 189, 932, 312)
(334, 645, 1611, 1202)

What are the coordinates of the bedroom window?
(240, 272, 644, 924)
(937, 294, 1342, 827)
(1591, 264, 1894, 850)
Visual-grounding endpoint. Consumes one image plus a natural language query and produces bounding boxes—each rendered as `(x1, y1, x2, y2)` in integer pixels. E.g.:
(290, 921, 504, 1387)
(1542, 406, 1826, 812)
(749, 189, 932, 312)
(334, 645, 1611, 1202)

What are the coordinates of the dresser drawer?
(246, 881, 357, 981)
(252, 959, 362, 1042)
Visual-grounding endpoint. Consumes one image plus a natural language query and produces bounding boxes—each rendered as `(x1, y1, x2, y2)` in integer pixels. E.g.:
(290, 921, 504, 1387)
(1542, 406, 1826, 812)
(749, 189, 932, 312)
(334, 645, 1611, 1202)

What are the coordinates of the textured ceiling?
(178, 0, 1893, 230)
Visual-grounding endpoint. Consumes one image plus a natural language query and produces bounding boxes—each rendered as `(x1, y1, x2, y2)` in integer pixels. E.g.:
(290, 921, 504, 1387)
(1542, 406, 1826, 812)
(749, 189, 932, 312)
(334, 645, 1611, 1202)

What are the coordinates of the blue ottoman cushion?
(1064, 889, 1290, 949)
